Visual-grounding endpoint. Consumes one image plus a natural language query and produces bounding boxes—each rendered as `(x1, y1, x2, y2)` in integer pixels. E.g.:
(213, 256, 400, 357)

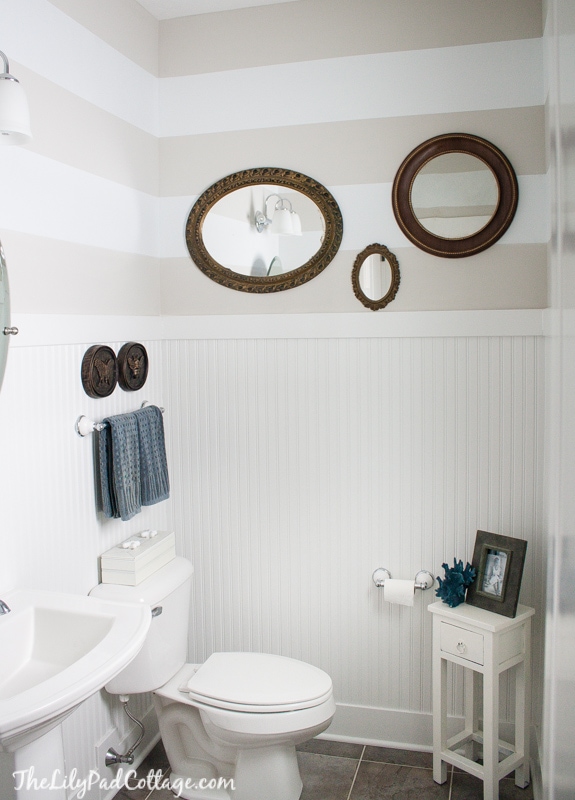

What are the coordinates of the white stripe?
(159, 39, 544, 136)
(0, 148, 160, 256)
(159, 174, 549, 259)
(0, 143, 547, 257)
(0, 0, 159, 134)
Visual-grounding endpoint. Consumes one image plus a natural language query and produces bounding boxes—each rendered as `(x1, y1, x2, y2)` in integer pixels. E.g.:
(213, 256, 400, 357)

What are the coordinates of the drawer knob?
(456, 641, 467, 654)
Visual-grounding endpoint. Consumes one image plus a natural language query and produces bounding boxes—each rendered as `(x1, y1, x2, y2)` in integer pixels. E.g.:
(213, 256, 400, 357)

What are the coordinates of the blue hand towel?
(99, 411, 141, 521)
(134, 405, 170, 507)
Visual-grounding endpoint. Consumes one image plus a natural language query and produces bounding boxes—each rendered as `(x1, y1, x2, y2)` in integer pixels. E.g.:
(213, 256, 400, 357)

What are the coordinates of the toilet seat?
(185, 652, 333, 713)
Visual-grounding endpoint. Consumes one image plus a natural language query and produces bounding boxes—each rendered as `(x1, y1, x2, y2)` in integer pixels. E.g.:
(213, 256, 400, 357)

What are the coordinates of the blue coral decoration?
(435, 559, 477, 607)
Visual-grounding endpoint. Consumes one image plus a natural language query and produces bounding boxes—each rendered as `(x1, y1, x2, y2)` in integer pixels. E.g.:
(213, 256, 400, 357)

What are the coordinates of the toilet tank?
(90, 556, 193, 694)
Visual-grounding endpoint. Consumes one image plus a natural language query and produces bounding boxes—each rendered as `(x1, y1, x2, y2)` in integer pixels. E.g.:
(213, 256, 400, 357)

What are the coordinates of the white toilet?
(91, 557, 335, 800)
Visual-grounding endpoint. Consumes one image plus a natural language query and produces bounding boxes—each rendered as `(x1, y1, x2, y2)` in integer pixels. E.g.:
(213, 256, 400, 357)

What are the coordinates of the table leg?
(433, 655, 448, 784)
(515, 622, 531, 788)
(482, 662, 499, 800)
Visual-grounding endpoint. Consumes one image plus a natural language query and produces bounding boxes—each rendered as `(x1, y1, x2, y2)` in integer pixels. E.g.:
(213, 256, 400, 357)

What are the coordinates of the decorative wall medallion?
(81, 345, 118, 398)
(117, 342, 149, 392)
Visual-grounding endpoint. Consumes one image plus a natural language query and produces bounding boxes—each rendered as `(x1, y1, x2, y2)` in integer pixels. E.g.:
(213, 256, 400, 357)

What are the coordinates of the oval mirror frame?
(186, 167, 343, 293)
(351, 243, 401, 311)
(392, 134, 518, 258)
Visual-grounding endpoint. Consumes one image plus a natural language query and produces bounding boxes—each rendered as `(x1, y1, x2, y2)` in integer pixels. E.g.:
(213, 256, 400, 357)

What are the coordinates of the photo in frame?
(465, 530, 527, 617)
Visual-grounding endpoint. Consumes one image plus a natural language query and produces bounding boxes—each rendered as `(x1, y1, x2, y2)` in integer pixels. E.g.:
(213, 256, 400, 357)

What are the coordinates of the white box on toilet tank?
(100, 530, 176, 585)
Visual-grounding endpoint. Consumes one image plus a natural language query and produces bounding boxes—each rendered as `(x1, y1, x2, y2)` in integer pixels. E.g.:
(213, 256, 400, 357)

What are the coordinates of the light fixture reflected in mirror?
(255, 194, 302, 236)
(0, 50, 32, 145)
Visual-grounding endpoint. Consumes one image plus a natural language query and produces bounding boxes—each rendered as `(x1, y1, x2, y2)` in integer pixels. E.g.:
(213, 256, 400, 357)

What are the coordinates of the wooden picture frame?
(465, 530, 527, 617)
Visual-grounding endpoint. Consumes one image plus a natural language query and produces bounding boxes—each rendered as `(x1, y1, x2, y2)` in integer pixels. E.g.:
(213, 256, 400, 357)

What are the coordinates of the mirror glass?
(352, 244, 400, 311)
(0, 242, 11, 391)
(392, 134, 518, 258)
(202, 185, 325, 277)
(411, 153, 498, 239)
(186, 168, 343, 293)
(359, 253, 394, 301)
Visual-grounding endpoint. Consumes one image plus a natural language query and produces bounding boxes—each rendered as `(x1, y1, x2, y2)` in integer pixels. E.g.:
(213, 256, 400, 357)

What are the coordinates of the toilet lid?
(186, 652, 333, 713)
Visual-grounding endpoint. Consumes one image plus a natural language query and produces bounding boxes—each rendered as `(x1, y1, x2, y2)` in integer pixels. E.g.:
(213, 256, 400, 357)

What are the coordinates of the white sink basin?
(0, 588, 151, 751)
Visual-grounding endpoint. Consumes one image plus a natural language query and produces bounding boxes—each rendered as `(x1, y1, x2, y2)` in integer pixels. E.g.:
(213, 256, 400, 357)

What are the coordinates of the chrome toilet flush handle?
(151, 606, 163, 617)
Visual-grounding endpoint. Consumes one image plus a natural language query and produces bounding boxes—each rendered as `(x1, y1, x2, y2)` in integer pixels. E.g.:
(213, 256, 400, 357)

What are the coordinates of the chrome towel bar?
(75, 402, 165, 437)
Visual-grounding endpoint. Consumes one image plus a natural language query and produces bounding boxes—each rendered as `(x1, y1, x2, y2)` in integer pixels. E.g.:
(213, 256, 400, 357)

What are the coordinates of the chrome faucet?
(0, 599, 10, 615)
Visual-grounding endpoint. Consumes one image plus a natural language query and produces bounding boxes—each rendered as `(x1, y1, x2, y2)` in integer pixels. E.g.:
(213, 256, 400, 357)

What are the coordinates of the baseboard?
(319, 703, 446, 751)
(321, 702, 529, 764)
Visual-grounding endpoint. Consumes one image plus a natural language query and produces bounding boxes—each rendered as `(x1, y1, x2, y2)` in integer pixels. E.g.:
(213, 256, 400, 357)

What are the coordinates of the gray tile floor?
(113, 738, 535, 800)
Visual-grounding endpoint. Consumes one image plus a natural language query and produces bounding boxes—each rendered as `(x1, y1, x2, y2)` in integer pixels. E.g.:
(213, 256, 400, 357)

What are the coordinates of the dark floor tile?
(140, 740, 170, 772)
(298, 751, 359, 800)
(298, 738, 365, 759)
(451, 770, 534, 799)
(363, 746, 433, 769)
(350, 762, 451, 800)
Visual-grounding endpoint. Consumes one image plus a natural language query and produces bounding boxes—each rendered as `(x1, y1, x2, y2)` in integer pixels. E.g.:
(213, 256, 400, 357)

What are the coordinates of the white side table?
(429, 600, 534, 800)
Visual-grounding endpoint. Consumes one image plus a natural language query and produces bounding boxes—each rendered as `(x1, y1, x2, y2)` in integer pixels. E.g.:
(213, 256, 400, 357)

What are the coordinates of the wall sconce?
(254, 194, 302, 236)
(0, 50, 32, 145)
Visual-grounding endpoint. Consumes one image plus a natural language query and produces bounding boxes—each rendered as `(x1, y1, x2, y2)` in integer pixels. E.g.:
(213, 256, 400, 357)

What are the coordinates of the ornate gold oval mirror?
(186, 167, 343, 292)
(352, 244, 400, 311)
(392, 134, 518, 257)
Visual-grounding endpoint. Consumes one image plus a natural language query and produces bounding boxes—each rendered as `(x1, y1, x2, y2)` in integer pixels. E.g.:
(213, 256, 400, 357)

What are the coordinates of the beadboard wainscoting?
(167, 328, 545, 747)
(0, 312, 545, 795)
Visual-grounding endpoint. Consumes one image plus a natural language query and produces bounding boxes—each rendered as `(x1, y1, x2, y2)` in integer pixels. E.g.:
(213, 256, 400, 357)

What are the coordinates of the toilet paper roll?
(383, 578, 415, 607)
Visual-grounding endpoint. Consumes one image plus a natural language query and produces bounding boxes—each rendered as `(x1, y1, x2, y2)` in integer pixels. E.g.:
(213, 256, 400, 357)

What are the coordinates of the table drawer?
(440, 622, 484, 665)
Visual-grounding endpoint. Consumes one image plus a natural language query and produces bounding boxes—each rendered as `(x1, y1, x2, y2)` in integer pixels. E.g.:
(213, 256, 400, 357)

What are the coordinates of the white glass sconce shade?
(270, 206, 294, 234)
(0, 51, 32, 145)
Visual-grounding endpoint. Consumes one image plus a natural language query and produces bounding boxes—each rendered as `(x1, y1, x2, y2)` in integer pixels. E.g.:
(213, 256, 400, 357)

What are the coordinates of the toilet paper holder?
(372, 568, 435, 591)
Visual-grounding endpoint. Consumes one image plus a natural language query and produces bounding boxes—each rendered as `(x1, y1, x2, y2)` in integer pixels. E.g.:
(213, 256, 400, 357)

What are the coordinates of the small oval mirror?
(352, 244, 400, 311)
(186, 168, 343, 293)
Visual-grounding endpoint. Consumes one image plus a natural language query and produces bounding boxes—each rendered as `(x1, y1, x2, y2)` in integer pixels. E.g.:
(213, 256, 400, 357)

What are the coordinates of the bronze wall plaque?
(81, 345, 118, 398)
(117, 342, 148, 392)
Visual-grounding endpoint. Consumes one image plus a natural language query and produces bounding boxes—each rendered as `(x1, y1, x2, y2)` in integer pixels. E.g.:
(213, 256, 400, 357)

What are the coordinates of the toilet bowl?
(155, 656, 335, 800)
(90, 557, 335, 800)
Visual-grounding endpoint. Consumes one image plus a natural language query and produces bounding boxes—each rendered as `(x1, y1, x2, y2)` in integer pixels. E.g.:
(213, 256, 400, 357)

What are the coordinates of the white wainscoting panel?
(166, 334, 544, 723)
(0, 328, 545, 779)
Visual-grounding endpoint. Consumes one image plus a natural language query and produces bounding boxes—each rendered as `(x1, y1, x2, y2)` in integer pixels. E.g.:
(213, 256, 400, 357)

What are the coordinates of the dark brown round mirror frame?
(185, 167, 343, 293)
(351, 243, 401, 311)
(392, 133, 518, 258)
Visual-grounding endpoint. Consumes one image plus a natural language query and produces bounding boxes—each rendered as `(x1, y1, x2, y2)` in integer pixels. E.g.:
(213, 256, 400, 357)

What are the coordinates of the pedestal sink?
(0, 588, 151, 800)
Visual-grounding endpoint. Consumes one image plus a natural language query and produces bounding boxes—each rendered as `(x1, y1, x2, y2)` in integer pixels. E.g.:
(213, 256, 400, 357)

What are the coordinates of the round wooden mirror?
(186, 167, 343, 292)
(392, 134, 518, 258)
(351, 244, 400, 311)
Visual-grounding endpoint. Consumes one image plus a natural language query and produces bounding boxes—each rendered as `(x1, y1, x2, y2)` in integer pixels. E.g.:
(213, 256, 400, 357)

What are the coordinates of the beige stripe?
(160, 243, 547, 316)
(48, 0, 159, 75)
(20, 65, 159, 195)
(159, 0, 543, 77)
(4, 232, 162, 316)
(160, 107, 546, 197)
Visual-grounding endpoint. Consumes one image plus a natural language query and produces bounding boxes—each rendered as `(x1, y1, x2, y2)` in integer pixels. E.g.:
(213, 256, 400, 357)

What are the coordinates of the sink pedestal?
(0, 726, 66, 800)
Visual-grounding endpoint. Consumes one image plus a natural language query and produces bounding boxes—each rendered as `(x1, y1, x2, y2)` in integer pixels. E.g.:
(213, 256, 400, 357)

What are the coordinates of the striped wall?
(0, 0, 546, 317)
(0, 0, 548, 796)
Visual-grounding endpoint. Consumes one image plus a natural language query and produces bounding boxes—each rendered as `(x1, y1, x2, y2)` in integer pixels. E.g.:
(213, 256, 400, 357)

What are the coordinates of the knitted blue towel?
(99, 411, 141, 521)
(134, 405, 170, 507)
